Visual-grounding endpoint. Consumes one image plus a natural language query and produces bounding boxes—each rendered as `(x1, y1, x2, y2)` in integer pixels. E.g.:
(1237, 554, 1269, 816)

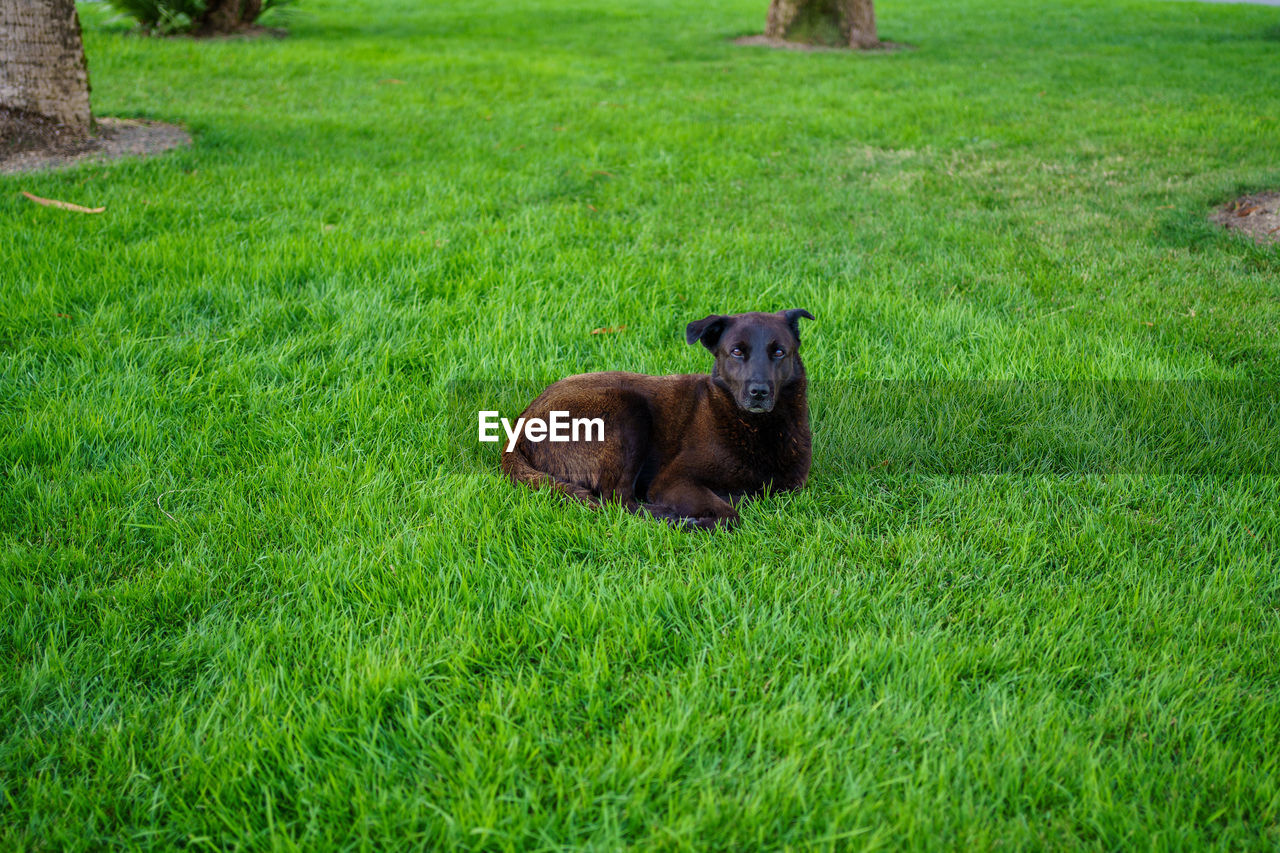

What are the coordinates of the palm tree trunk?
(766, 0, 878, 49)
(0, 0, 92, 135)
(199, 0, 265, 34)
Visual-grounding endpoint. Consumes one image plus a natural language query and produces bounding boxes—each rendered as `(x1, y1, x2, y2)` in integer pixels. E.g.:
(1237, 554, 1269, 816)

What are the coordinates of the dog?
(501, 309, 814, 529)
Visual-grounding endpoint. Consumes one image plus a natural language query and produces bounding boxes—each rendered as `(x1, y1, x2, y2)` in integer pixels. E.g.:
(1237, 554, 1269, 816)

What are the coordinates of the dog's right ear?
(686, 315, 728, 350)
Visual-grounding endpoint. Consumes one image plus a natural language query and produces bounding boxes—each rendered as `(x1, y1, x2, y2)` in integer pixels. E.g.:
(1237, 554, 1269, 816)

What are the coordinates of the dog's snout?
(748, 384, 771, 400)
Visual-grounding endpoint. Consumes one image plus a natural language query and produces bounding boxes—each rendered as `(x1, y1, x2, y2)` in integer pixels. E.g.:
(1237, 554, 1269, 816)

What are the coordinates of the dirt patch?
(1210, 191, 1280, 246)
(732, 34, 912, 53)
(1, 112, 191, 175)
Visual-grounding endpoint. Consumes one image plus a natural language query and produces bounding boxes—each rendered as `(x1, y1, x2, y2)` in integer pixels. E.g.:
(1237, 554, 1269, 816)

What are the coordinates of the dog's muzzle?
(740, 397, 775, 414)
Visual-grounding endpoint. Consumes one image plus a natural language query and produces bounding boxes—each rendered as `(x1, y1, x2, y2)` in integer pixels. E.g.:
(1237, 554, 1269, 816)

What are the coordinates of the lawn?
(3, 0, 1280, 847)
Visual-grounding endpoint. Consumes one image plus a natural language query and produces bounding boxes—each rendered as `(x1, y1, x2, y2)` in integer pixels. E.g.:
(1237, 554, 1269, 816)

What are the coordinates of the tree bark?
(0, 0, 92, 135)
(199, 0, 265, 34)
(765, 0, 878, 49)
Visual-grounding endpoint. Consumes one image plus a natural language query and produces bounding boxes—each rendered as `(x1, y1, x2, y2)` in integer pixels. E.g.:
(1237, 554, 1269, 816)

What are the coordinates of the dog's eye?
(729, 347, 744, 359)
(771, 347, 785, 359)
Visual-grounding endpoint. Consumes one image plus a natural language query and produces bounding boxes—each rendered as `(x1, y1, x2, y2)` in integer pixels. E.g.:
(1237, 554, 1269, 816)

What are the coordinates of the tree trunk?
(199, 0, 265, 34)
(765, 0, 878, 49)
(0, 0, 92, 135)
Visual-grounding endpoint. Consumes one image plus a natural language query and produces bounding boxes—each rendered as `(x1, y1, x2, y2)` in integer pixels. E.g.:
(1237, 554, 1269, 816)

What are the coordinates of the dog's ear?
(686, 314, 729, 350)
(780, 309, 815, 341)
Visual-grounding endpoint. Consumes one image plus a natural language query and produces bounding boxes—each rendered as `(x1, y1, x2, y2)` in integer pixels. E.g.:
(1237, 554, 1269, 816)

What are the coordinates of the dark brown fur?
(501, 310, 814, 529)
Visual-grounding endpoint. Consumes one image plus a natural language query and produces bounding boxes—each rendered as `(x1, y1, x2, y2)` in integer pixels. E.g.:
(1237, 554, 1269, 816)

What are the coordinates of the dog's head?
(686, 309, 814, 414)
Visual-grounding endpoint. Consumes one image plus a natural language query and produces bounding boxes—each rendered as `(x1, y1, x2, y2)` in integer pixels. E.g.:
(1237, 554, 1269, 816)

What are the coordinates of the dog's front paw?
(640, 502, 737, 531)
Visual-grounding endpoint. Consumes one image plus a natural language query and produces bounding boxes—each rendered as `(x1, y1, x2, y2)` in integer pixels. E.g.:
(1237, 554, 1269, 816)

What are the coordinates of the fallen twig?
(157, 490, 179, 524)
(21, 191, 105, 214)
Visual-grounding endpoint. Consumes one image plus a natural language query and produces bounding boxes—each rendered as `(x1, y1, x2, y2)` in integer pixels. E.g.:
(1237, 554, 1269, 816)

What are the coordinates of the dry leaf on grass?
(21, 191, 105, 214)
(591, 325, 627, 335)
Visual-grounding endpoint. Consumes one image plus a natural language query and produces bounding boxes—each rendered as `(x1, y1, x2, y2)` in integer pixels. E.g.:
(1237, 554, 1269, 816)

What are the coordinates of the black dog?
(501, 310, 814, 529)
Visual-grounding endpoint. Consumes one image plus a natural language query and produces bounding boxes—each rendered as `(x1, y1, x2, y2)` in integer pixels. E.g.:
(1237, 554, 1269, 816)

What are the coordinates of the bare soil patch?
(732, 34, 912, 53)
(1210, 191, 1280, 246)
(1, 112, 191, 175)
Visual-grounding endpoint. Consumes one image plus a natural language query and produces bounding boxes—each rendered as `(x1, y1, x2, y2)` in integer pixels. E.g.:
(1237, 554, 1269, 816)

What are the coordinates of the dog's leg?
(503, 390, 654, 510)
(593, 396, 654, 512)
(644, 471, 739, 530)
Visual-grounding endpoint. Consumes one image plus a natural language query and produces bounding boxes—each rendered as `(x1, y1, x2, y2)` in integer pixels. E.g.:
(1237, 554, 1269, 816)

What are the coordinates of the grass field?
(4, 0, 1280, 847)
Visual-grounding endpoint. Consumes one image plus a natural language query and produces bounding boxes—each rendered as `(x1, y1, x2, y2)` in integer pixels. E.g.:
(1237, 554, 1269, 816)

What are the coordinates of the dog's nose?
(748, 384, 770, 400)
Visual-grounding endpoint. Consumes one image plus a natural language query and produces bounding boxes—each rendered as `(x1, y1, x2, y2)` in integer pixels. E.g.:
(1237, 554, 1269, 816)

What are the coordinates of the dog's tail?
(500, 445, 606, 509)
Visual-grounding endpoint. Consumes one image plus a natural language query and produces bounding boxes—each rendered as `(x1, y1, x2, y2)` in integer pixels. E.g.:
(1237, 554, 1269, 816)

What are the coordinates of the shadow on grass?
(441, 380, 1280, 478)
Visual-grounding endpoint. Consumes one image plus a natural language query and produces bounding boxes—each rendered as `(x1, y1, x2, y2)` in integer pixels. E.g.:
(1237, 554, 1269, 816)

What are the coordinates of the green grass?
(4, 0, 1280, 847)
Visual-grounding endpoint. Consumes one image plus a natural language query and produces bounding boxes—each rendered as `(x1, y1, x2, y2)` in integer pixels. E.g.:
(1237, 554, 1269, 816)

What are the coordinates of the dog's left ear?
(780, 309, 815, 341)
(686, 314, 729, 350)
